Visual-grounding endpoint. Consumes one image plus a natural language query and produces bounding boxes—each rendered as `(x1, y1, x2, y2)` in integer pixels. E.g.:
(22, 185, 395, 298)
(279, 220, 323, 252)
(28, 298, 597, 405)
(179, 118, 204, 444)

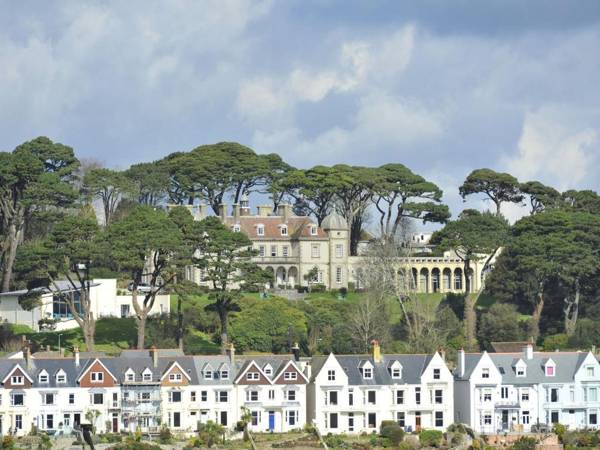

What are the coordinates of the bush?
(419, 429, 443, 447)
(347, 281, 356, 292)
(158, 426, 172, 444)
(380, 422, 405, 445)
(338, 287, 348, 297)
(552, 423, 566, 442)
(510, 436, 538, 450)
(310, 284, 326, 292)
(447, 423, 475, 438)
(542, 333, 569, 351)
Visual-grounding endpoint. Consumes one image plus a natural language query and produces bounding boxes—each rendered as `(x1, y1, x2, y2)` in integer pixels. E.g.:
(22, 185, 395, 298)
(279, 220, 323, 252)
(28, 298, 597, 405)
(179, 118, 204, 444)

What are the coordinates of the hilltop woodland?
(1, 137, 600, 357)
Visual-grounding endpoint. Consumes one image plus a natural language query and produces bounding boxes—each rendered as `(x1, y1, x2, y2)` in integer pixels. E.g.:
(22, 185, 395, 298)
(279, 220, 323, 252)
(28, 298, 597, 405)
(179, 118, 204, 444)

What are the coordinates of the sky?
(1, 0, 600, 223)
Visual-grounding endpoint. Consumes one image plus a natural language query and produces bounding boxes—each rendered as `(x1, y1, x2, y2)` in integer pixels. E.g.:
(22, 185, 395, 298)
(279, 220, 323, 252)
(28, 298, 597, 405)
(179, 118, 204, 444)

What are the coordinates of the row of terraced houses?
(0, 342, 598, 437)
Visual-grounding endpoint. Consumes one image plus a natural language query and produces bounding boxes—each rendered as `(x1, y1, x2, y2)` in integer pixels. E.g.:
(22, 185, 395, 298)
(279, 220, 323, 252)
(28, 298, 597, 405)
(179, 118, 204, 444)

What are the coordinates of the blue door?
(268, 411, 275, 431)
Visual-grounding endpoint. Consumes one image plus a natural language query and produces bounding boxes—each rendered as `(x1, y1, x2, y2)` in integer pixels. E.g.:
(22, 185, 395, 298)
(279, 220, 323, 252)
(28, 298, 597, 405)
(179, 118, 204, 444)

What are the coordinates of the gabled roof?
(234, 360, 273, 384)
(77, 358, 118, 383)
(272, 360, 309, 383)
(160, 361, 191, 381)
(1, 363, 34, 383)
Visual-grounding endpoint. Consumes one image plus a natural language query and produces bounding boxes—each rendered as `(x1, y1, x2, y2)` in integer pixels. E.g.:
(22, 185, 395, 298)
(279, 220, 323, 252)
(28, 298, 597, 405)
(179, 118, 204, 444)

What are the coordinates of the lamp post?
(58, 333, 63, 356)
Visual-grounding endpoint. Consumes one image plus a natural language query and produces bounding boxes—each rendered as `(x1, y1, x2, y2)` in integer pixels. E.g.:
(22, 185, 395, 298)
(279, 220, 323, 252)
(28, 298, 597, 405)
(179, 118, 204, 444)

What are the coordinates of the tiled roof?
(223, 216, 327, 240)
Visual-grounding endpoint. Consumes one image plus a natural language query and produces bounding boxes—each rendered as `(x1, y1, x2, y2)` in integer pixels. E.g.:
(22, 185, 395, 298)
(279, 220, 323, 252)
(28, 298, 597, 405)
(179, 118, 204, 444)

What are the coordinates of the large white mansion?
(177, 201, 487, 293)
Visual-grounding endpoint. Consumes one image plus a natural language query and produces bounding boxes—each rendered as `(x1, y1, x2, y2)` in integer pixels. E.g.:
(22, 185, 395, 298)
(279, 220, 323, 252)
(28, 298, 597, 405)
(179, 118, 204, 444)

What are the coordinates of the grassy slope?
(16, 290, 499, 355)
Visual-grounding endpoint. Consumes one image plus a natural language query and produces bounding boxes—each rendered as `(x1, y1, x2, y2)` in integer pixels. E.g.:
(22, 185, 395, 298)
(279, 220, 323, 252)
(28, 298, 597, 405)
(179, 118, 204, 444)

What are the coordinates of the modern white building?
(307, 342, 454, 434)
(0, 279, 170, 332)
(454, 345, 600, 433)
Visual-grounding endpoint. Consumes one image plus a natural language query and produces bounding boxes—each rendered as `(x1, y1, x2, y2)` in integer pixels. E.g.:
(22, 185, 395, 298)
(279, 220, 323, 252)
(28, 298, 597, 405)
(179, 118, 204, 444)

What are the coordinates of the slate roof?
(311, 354, 434, 386)
(223, 216, 328, 240)
(457, 351, 590, 384)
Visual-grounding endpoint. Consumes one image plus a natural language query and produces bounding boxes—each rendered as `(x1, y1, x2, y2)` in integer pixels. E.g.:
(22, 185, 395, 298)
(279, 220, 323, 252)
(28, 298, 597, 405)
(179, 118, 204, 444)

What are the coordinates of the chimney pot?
(371, 339, 382, 363)
(226, 343, 235, 365)
(219, 203, 227, 221)
(458, 348, 465, 377)
(74, 346, 80, 367)
(150, 345, 158, 367)
(291, 342, 300, 362)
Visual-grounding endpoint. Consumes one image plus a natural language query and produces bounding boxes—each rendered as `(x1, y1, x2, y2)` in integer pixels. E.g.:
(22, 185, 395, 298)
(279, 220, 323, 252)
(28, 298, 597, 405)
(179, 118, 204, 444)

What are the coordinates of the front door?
(268, 411, 275, 431)
(112, 414, 118, 433)
(74, 414, 81, 427)
(415, 412, 421, 431)
(502, 410, 509, 430)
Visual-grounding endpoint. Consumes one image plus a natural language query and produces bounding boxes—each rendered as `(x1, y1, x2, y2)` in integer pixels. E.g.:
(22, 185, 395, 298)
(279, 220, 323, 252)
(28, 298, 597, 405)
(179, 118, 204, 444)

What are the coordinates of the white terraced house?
(454, 344, 600, 433)
(307, 342, 454, 434)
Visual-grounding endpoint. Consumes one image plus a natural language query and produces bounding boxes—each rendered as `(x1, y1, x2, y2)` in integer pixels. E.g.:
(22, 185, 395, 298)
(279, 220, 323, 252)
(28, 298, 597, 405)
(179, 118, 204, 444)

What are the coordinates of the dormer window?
(38, 371, 49, 383)
(517, 367, 526, 377)
(56, 370, 66, 383)
(389, 361, 402, 379)
(544, 359, 556, 377)
(220, 370, 229, 380)
(247, 372, 259, 381)
(204, 370, 213, 380)
(515, 359, 527, 377)
(126, 370, 135, 382)
(363, 367, 373, 379)
(482, 368, 490, 379)
(11, 375, 23, 385)
(310, 225, 318, 236)
(264, 365, 273, 376)
(257, 224, 265, 236)
(142, 369, 152, 382)
(281, 225, 288, 236)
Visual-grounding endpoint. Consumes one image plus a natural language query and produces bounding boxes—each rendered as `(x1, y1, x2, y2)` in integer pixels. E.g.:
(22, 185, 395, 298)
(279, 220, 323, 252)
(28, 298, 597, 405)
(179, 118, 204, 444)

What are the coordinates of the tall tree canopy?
(520, 181, 561, 214)
(83, 168, 137, 226)
(431, 209, 510, 350)
(105, 206, 189, 349)
(125, 161, 170, 206)
(372, 163, 450, 241)
(190, 216, 267, 352)
(15, 213, 101, 350)
(459, 168, 523, 216)
(0, 137, 79, 292)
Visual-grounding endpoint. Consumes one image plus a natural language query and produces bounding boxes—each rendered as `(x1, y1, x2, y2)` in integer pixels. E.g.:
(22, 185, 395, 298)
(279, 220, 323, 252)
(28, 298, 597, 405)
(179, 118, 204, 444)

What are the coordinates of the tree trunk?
(530, 288, 545, 342)
(463, 259, 477, 351)
(1, 216, 23, 292)
(83, 321, 96, 352)
(564, 279, 580, 336)
(219, 309, 228, 354)
(136, 313, 147, 350)
(177, 294, 184, 350)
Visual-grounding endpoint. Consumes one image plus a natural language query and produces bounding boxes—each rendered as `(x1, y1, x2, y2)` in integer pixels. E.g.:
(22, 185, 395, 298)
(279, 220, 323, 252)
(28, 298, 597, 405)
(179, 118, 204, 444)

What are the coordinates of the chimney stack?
(524, 343, 533, 360)
(226, 342, 235, 365)
(458, 348, 465, 377)
(291, 342, 300, 362)
(257, 205, 271, 216)
(23, 342, 32, 370)
(278, 204, 292, 222)
(74, 346, 80, 367)
(150, 345, 158, 368)
(240, 193, 250, 216)
(218, 204, 228, 222)
(196, 204, 207, 221)
(371, 340, 382, 363)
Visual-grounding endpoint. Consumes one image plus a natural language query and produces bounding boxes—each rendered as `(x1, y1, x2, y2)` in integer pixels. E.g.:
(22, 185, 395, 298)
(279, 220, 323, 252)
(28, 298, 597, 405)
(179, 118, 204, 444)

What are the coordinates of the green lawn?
(25, 317, 137, 355)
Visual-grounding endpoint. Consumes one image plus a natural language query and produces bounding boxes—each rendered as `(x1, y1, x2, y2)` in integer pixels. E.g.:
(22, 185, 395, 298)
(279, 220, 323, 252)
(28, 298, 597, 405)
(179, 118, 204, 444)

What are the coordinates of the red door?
(112, 416, 118, 433)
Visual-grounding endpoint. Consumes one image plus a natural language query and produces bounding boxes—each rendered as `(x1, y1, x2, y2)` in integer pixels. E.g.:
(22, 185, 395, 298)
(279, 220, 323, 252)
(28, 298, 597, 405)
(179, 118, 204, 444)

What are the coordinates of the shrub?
(347, 281, 356, 292)
(543, 333, 569, 351)
(158, 426, 173, 444)
(510, 436, 538, 450)
(552, 423, 566, 442)
(338, 287, 348, 297)
(380, 421, 405, 445)
(310, 284, 326, 292)
(419, 429, 443, 447)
